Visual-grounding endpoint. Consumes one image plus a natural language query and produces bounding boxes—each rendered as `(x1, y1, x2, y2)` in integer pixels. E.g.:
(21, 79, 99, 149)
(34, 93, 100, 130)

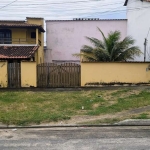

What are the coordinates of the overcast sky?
(0, 0, 126, 20)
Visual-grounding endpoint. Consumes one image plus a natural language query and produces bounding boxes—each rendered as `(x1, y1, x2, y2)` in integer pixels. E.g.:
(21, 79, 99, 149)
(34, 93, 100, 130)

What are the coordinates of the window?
(31, 32, 36, 39)
(0, 29, 12, 44)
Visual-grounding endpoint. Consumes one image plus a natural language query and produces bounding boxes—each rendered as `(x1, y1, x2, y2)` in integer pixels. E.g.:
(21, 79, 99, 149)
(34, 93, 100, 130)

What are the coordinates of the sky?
(0, 0, 127, 45)
(0, 0, 126, 20)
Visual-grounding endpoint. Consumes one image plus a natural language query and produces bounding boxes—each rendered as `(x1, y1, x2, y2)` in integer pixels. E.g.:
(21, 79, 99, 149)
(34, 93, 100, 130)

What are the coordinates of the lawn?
(0, 87, 150, 125)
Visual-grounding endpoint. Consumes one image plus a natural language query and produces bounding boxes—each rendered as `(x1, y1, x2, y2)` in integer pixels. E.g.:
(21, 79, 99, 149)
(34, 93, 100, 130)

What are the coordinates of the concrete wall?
(81, 62, 150, 86)
(21, 62, 37, 87)
(0, 61, 7, 88)
(45, 20, 127, 62)
(126, 0, 150, 61)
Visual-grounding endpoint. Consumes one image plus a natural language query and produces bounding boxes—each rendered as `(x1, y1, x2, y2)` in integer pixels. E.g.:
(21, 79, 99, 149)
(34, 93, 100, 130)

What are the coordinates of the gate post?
(0, 61, 8, 88)
(21, 61, 37, 87)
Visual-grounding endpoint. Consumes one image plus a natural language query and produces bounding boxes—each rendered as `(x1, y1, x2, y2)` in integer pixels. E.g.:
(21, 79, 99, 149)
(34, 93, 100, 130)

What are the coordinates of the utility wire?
(0, 1, 123, 9)
(1, 0, 147, 19)
(0, 1, 146, 14)
(0, 0, 17, 10)
(0, 0, 123, 6)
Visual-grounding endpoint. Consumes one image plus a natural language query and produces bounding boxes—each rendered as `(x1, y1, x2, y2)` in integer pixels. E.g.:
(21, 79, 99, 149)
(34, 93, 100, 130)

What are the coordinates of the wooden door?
(8, 62, 21, 88)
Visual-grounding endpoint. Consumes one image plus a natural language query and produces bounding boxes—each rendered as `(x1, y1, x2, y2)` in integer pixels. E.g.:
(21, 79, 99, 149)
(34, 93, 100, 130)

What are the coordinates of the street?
(0, 126, 150, 150)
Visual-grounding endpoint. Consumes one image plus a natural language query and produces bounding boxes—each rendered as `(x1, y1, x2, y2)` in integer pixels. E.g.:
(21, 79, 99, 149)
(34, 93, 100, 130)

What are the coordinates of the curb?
(0, 85, 150, 92)
(0, 123, 150, 129)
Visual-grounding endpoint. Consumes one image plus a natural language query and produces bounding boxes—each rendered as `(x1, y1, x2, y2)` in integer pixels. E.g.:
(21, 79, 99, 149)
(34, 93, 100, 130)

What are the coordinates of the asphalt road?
(1, 126, 150, 150)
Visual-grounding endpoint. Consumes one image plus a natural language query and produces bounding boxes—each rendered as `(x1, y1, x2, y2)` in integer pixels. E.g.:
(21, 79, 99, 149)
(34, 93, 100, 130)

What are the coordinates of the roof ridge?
(0, 23, 45, 32)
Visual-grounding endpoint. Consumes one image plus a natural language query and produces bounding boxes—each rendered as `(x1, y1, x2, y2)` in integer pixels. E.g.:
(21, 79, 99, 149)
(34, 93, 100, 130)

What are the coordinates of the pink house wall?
(45, 19, 127, 62)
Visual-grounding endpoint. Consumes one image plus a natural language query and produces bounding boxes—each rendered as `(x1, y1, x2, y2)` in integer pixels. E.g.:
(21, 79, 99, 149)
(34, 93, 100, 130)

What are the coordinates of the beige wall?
(0, 28, 36, 45)
(81, 62, 150, 86)
(26, 18, 44, 27)
(21, 62, 37, 87)
(0, 17, 45, 64)
(26, 18, 44, 64)
(0, 61, 7, 88)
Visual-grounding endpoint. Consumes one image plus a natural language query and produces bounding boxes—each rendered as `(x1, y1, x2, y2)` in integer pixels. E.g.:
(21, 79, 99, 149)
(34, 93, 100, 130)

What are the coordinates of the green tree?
(73, 28, 142, 61)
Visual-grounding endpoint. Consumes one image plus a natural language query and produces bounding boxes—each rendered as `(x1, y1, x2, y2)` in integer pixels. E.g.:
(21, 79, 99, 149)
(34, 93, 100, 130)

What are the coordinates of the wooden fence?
(37, 63, 81, 87)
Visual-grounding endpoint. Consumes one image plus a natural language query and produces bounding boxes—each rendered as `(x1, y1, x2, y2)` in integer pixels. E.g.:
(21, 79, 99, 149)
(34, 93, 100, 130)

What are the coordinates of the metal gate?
(8, 62, 21, 88)
(37, 63, 81, 87)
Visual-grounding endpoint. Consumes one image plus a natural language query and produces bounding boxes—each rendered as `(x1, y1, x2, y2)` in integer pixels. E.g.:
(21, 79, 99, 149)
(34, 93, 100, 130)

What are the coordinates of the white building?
(124, 0, 150, 61)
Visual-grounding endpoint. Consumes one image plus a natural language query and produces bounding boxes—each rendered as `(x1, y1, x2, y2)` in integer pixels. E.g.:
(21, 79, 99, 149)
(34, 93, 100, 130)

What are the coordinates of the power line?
(2, 0, 148, 19)
(2, 0, 148, 13)
(0, 0, 123, 6)
(0, 0, 147, 14)
(0, 0, 125, 17)
(0, 0, 125, 18)
(0, 1, 123, 9)
(87, 4, 150, 17)
(0, 0, 17, 10)
(0, 0, 121, 6)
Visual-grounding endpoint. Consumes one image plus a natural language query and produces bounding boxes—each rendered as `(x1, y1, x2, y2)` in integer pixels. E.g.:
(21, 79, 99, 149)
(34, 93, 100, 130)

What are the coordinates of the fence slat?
(37, 63, 81, 87)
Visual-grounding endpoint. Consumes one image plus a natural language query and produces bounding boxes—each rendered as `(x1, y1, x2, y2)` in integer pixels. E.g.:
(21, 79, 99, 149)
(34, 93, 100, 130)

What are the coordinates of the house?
(124, 0, 150, 61)
(0, 17, 45, 88)
(0, 17, 45, 64)
(45, 18, 127, 63)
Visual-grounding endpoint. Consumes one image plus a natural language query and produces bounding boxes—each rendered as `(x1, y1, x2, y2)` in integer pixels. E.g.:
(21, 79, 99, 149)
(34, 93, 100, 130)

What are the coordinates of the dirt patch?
(45, 105, 150, 125)
(92, 103, 100, 109)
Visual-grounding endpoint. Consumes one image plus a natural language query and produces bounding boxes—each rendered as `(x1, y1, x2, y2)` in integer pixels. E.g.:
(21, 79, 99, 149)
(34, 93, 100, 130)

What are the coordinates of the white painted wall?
(126, 0, 150, 61)
(45, 20, 127, 62)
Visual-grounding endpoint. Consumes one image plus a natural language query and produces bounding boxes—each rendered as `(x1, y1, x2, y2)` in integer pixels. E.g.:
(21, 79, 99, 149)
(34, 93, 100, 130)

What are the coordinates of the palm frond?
(116, 46, 142, 61)
(106, 31, 121, 55)
(73, 28, 142, 62)
(118, 36, 135, 50)
(97, 27, 107, 44)
(73, 52, 97, 61)
(85, 37, 105, 48)
(81, 45, 94, 53)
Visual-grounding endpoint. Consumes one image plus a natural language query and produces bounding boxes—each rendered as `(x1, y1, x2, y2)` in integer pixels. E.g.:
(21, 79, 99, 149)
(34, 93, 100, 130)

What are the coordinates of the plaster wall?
(46, 20, 127, 62)
(0, 61, 7, 88)
(81, 62, 150, 86)
(126, 0, 150, 61)
(21, 62, 37, 87)
(27, 18, 45, 64)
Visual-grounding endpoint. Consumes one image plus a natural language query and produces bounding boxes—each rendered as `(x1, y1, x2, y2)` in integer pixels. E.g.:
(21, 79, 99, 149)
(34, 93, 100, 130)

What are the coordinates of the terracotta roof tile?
(0, 20, 25, 23)
(0, 23, 45, 32)
(0, 46, 39, 59)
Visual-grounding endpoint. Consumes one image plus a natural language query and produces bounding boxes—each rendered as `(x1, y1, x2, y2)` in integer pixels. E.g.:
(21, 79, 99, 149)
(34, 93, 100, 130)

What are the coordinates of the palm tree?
(73, 28, 142, 61)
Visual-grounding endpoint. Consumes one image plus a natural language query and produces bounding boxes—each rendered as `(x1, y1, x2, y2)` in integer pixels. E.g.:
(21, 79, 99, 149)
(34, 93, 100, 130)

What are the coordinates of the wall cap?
(81, 61, 150, 63)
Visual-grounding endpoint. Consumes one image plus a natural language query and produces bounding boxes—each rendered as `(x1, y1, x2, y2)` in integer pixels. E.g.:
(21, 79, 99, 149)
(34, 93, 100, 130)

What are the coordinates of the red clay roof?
(0, 46, 39, 59)
(0, 23, 45, 32)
